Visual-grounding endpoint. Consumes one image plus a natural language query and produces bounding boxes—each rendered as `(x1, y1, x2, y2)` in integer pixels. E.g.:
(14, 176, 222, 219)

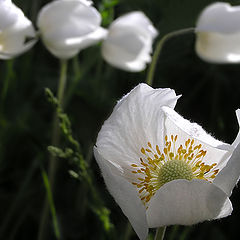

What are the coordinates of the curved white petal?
(0, 38, 37, 59)
(37, 0, 103, 59)
(195, 32, 240, 63)
(231, 109, 240, 147)
(110, 11, 158, 39)
(162, 106, 231, 170)
(196, 2, 240, 34)
(44, 27, 107, 59)
(0, 0, 22, 30)
(214, 141, 240, 196)
(94, 147, 148, 240)
(96, 84, 179, 173)
(63, 0, 93, 6)
(147, 179, 232, 227)
(162, 106, 230, 149)
(102, 11, 158, 71)
(102, 29, 152, 71)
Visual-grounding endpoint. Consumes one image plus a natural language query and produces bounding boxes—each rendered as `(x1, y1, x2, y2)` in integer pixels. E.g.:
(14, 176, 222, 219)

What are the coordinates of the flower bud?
(37, 0, 107, 59)
(0, 0, 36, 59)
(102, 11, 158, 72)
(196, 2, 240, 63)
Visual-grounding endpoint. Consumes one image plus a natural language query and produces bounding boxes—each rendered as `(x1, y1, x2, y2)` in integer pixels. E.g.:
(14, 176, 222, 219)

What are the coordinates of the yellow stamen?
(131, 135, 219, 206)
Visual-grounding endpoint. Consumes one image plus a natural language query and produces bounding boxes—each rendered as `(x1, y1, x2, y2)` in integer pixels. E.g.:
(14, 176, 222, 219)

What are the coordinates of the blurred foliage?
(1, 0, 240, 240)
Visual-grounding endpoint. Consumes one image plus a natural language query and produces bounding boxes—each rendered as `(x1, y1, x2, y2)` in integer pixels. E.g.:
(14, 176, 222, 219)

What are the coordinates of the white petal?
(195, 2, 240, 63)
(62, 0, 93, 7)
(195, 32, 240, 63)
(0, 38, 37, 59)
(196, 2, 240, 34)
(102, 11, 157, 71)
(162, 106, 231, 169)
(37, 0, 101, 39)
(214, 142, 240, 196)
(44, 27, 107, 59)
(102, 30, 151, 71)
(147, 179, 232, 227)
(110, 11, 158, 39)
(231, 109, 240, 147)
(162, 106, 230, 149)
(0, 1, 36, 59)
(0, 20, 36, 55)
(162, 106, 233, 157)
(0, 0, 22, 30)
(96, 84, 179, 172)
(94, 147, 148, 240)
(37, 0, 102, 58)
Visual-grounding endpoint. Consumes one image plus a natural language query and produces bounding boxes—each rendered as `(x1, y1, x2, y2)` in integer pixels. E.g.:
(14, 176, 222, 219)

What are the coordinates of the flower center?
(131, 135, 219, 205)
(157, 159, 193, 186)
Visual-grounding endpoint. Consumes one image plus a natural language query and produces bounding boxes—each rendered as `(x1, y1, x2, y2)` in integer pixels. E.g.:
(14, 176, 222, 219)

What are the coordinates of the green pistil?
(157, 160, 193, 187)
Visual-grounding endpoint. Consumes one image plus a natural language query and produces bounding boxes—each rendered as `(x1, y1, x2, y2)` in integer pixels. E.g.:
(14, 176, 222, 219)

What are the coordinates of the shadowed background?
(1, 0, 240, 239)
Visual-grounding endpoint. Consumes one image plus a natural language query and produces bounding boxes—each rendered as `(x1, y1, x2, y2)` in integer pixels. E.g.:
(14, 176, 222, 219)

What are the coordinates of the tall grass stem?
(38, 59, 68, 240)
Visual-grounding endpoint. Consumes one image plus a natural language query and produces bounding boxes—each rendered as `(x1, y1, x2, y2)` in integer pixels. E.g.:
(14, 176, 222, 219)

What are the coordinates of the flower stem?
(38, 59, 68, 240)
(154, 227, 166, 240)
(146, 27, 195, 86)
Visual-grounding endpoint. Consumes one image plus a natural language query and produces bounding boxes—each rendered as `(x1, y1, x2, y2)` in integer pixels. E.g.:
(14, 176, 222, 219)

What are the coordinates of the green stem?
(48, 59, 68, 186)
(56, 59, 68, 105)
(38, 59, 68, 240)
(41, 168, 61, 240)
(154, 227, 166, 240)
(1, 60, 14, 101)
(146, 27, 195, 86)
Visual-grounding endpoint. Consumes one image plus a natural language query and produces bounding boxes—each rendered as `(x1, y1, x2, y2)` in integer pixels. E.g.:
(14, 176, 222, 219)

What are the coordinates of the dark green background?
(1, 0, 240, 239)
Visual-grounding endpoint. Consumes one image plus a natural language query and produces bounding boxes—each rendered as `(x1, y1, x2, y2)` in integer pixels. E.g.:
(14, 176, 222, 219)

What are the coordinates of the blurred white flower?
(37, 0, 107, 59)
(102, 11, 158, 72)
(196, 2, 240, 63)
(94, 83, 240, 240)
(0, 0, 36, 59)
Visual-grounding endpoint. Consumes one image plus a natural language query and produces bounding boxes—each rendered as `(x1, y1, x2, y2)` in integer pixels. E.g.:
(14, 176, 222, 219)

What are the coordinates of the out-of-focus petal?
(45, 27, 107, 59)
(102, 11, 158, 71)
(0, 0, 21, 30)
(94, 147, 148, 240)
(195, 32, 240, 63)
(195, 2, 240, 63)
(196, 2, 240, 34)
(0, 0, 36, 59)
(110, 11, 158, 38)
(37, 0, 104, 59)
(147, 179, 232, 227)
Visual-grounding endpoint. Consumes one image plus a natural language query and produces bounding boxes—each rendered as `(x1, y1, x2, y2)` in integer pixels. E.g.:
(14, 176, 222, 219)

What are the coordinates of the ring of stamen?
(131, 135, 219, 205)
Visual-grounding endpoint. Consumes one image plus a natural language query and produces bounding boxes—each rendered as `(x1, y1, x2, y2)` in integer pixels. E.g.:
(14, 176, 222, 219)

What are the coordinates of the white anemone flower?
(94, 83, 240, 240)
(37, 0, 107, 59)
(195, 2, 240, 63)
(0, 0, 36, 59)
(102, 11, 158, 72)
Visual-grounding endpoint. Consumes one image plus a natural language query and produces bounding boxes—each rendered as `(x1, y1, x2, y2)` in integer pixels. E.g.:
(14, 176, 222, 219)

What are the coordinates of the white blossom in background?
(102, 12, 158, 72)
(37, 0, 107, 59)
(0, 0, 36, 59)
(94, 83, 240, 240)
(196, 2, 240, 63)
